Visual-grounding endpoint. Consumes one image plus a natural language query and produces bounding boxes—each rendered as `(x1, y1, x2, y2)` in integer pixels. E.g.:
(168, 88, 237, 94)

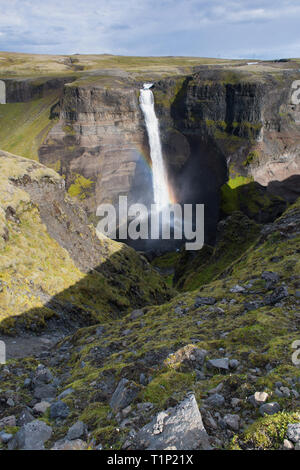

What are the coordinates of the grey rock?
(230, 284, 245, 293)
(122, 329, 132, 336)
(130, 309, 144, 320)
(96, 326, 105, 337)
(139, 373, 147, 386)
(0, 415, 16, 429)
(261, 271, 280, 287)
(286, 423, 300, 443)
(203, 410, 218, 430)
(8, 420, 52, 450)
(253, 391, 269, 405)
(0, 432, 13, 443)
(280, 386, 290, 398)
(33, 401, 51, 415)
(17, 408, 34, 426)
(223, 414, 240, 432)
(208, 382, 223, 395)
(283, 439, 294, 450)
(207, 358, 229, 371)
(133, 394, 211, 450)
(194, 297, 216, 307)
(266, 285, 289, 305)
(231, 398, 241, 407)
(109, 379, 139, 412)
(259, 402, 280, 416)
(34, 366, 53, 385)
(67, 421, 87, 440)
(33, 383, 56, 400)
(206, 393, 225, 407)
(229, 359, 240, 369)
(58, 387, 74, 400)
(23, 378, 31, 388)
(136, 402, 153, 412)
(50, 401, 70, 419)
(51, 439, 88, 450)
(244, 300, 264, 311)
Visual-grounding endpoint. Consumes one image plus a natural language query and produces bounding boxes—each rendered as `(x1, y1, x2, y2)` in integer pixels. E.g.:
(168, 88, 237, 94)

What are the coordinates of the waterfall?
(139, 84, 170, 211)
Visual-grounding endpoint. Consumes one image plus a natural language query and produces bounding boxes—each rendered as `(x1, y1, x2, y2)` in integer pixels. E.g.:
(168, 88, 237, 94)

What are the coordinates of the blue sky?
(0, 0, 299, 58)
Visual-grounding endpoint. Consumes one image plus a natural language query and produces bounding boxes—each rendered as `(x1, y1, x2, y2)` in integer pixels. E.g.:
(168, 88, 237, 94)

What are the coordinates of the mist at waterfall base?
(97, 83, 205, 252)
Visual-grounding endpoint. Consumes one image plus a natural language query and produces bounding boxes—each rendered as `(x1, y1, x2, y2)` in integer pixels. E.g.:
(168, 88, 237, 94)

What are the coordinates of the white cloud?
(0, 0, 299, 57)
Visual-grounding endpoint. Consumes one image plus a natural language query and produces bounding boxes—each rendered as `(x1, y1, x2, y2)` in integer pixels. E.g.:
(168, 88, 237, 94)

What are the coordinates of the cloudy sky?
(0, 0, 299, 58)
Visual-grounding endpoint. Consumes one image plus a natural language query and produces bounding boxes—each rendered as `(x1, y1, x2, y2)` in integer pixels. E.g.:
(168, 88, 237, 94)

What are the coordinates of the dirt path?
(0, 332, 65, 361)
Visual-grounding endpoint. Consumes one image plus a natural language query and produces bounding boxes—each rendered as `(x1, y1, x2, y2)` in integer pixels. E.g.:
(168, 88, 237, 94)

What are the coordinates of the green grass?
(0, 92, 59, 160)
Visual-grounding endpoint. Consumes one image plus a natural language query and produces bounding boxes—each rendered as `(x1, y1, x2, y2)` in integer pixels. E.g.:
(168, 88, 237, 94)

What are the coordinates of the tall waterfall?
(139, 84, 170, 211)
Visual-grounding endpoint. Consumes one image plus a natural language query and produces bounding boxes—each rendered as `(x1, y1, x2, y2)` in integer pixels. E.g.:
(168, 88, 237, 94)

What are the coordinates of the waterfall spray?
(139, 84, 170, 211)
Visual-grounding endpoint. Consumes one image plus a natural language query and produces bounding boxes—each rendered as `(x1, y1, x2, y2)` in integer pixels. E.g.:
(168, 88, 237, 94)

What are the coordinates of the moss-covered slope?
(0, 150, 171, 333)
(1, 198, 297, 449)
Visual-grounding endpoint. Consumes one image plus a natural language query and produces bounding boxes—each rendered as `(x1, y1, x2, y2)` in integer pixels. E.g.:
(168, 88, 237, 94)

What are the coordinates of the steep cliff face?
(39, 78, 153, 219)
(36, 67, 300, 244)
(0, 77, 72, 160)
(155, 68, 300, 188)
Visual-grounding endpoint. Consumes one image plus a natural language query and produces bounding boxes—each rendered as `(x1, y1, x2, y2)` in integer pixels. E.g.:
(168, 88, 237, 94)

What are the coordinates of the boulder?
(165, 344, 207, 371)
(67, 421, 87, 441)
(259, 402, 280, 416)
(133, 394, 211, 450)
(207, 358, 229, 371)
(8, 420, 52, 450)
(223, 414, 240, 432)
(109, 379, 139, 412)
(286, 423, 300, 443)
(33, 383, 56, 400)
(51, 439, 88, 450)
(194, 297, 216, 307)
(17, 408, 34, 426)
(33, 401, 51, 415)
(0, 415, 16, 429)
(266, 285, 289, 305)
(50, 401, 70, 419)
(206, 393, 225, 407)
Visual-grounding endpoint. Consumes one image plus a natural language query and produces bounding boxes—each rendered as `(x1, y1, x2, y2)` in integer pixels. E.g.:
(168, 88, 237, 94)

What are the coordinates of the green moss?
(241, 411, 300, 449)
(142, 370, 195, 407)
(79, 403, 110, 428)
(68, 174, 94, 200)
(243, 150, 260, 167)
(0, 92, 59, 160)
(227, 176, 254, 189)
(221, 180, 286, 221)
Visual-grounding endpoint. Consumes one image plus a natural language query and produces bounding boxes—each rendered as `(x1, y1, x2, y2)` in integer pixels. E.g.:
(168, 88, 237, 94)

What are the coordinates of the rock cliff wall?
(37, 68, 300, 244)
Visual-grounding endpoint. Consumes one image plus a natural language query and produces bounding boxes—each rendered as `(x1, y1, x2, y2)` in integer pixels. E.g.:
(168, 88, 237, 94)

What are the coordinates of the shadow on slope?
(0, 242, 172, 336)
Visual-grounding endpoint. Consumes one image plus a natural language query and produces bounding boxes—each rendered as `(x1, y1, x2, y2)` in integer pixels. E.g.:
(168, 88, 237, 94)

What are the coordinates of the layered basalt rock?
(39, 80, 152, 218)
(2, 77, 72, 103)
(38, 68, 300, 245)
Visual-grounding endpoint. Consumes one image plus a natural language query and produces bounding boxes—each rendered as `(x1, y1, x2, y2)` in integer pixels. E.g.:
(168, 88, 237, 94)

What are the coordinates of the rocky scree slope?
(0, 198, 299, 450)
(0, 150, 171, 334)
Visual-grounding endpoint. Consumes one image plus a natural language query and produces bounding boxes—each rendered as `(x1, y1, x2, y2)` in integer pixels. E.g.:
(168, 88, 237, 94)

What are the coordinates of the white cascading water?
(139, 84, 170, 211)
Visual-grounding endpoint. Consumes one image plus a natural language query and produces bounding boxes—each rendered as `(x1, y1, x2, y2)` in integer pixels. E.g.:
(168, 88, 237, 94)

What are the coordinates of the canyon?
(0, 53, 299, 451)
